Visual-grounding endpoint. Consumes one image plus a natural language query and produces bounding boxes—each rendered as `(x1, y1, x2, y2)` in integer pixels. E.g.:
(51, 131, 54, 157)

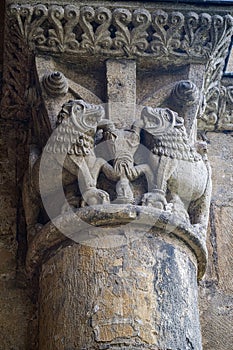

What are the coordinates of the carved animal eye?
(127, 133, 139, 146)
(75, 103, 84, 112)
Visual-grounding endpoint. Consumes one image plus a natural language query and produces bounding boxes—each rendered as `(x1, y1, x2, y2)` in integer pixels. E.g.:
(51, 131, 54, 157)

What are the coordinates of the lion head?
(46, 100, 105, 156)
(141, 107, 184, 135)
(140, 107, 201, 162)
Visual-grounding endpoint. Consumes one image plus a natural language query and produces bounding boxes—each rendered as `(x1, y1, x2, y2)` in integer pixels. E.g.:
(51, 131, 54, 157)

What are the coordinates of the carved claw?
(82, 188, 110, 206)
(142, 189, 167, 210)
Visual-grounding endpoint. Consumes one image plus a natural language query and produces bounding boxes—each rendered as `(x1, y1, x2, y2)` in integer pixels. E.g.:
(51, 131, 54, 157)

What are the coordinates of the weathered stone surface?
(199, 203, 233, 350)
(199, 204, 233, 350)
(0, 280, 33, 350)
(107, 59, 136, 127)
(6, 2, 233, 67)
(0, 121, 34, 349)
(38, 224, 201, 350)
(226, 47, 233, 72)
(26, 205, 207, 278)
(199, 286, 233, 350)
(214, 206, 233, 294)
(4, 1, 233, 131)
(0, 238, 17, 280)
(198, 131, 233, 350)
(206, 132, 233, 205)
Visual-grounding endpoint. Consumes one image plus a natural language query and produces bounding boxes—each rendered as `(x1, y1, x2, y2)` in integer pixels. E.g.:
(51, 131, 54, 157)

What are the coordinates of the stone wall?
(199, 131, 233, 350)
(0, 121, 35, 349)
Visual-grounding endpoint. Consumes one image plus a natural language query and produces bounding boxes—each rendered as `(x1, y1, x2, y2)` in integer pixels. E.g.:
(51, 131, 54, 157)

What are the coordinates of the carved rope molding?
(8, 4, 233, 63)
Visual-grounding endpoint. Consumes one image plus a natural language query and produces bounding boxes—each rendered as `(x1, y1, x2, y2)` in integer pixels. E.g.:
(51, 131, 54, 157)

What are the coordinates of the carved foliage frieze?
(4, 4, 233, 130)
(219, 85, 233, 130)
(8, 4, 233, 65)
(198, 84, 233, 130)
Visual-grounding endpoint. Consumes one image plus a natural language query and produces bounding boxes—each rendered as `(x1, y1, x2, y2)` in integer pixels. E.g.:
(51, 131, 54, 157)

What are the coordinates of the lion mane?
(45, 99, 104, 156)
(141, 106, 202, 162)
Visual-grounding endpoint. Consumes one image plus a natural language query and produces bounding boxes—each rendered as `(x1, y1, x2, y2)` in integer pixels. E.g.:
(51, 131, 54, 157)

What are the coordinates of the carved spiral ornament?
(172, 80, 199, 106)
(42, 71, 68, 97)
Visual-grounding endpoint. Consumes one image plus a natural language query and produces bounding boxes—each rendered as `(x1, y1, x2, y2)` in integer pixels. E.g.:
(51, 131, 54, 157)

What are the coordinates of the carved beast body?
(23, 100, 110, 239)
(139, 107, 212, 230)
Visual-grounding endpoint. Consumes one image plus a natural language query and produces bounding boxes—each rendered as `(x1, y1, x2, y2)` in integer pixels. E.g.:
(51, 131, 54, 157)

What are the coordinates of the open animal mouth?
(84, 111, 104, 128)
(71, 101, 105, 131)
(141, 106, 184, 135)
(83, 104, 105, 128)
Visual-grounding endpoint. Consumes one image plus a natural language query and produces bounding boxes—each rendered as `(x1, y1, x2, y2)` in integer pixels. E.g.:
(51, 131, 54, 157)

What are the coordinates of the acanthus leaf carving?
(192, 13, 212, 58)
(1, 9, 33, 122)
(113, 8, 132, 55)
(7, 4, 233, 65)
(205, 14, 233, 86)
(182, 11, 199, 53)
(150, 10, 169, 56)
(217, 84, 233, 130)
(131, 9, 151, 54)
(112, 7, 153, 56)
(79, 6, 113, 53)
(94, 7, 113, 51)
(79, 6, 96, 51)
(30, 5, 48, 47)
(47, 5, 65, 52)
(63, 5, 80, 51)
(198, 83, 233, 131)
(9, 4, 33, 39)
(197, 13, 233, 130)
(3, 3, 233, 133)
(150, 10, 184, 58)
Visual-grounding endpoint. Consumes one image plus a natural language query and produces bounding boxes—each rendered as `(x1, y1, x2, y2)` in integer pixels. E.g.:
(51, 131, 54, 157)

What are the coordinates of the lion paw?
(142, 190, 167, 209)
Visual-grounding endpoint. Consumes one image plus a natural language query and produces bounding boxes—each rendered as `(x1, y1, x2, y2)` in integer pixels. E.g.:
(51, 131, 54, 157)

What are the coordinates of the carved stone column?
(3, 1, 233, 349)
(24, 95, 211, 349)
(27, 206, 207, 350)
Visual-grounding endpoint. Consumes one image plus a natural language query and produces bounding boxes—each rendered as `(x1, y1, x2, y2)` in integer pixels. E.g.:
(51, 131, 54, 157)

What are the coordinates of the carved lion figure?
(23, 100, 111, 240)
(133, 107, 212, 231)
